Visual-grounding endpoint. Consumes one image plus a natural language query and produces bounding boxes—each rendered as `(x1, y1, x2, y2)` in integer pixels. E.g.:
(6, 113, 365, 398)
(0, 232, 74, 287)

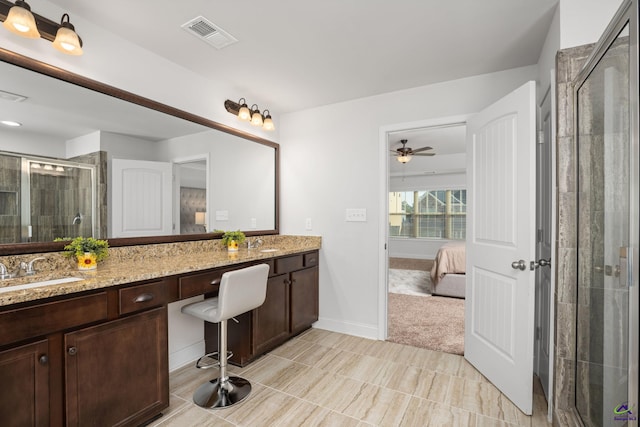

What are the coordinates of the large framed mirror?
(0, 48, 279, 255)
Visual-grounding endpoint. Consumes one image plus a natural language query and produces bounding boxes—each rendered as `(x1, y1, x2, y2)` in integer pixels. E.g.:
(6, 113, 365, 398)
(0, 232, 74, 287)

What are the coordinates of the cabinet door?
(0, 339, 49, 427)
(65, 308, 168, 427)
(253, 273, 290, 355)
(290, 266, 319, 335)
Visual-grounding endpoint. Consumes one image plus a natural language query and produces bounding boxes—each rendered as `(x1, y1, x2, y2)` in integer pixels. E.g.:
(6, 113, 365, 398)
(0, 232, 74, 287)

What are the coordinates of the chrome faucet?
(247, 238, 264, 249)
(0, 262, 27, 280)
(25, 257, 45, 276)
(0, 263, 9, 280)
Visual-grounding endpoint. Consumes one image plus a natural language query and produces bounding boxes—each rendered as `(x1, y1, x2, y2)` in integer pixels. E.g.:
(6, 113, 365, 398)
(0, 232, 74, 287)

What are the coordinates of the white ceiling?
(46, 0, 558, 115)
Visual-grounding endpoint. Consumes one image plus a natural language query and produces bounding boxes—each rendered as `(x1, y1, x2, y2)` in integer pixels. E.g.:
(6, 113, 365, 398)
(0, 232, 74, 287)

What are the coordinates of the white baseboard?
(169, 340, 205, 372)
(313, 317, 379, 341)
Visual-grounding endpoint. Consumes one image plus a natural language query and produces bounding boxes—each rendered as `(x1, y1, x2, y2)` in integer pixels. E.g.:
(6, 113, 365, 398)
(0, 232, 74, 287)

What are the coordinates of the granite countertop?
(0, 235, 321, 307)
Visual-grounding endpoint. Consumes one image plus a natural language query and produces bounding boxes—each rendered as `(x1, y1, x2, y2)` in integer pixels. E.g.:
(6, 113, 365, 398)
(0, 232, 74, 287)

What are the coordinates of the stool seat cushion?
(181, 264, 270, 323)
(181, 298, 220, 322)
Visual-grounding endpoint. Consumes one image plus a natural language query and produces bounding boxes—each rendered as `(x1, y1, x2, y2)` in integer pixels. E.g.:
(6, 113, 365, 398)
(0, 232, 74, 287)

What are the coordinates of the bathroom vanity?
(0, 238, 320, 427)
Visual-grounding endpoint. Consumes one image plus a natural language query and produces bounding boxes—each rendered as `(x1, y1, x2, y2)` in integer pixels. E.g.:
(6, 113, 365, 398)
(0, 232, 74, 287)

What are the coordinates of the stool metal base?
(193, 376, 252, 409)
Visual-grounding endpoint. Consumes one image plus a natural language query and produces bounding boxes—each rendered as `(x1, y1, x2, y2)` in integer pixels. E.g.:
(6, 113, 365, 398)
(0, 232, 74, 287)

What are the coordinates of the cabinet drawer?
(119, 281, 167, 315)
(274, 255, 304, 274)
(304, 252, 318, 267)
(178, 269, 224, 299)
(0, 293, 108, 346)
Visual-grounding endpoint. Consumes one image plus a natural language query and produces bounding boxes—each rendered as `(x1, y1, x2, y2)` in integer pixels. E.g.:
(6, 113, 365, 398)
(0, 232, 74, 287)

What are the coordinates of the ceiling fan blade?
(414, 152, 436, 156)
(411, 146, 433, 153)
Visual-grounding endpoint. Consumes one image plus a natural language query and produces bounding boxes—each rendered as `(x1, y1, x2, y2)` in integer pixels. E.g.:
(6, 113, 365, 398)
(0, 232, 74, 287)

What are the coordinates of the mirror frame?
(0, 47, 280, 255)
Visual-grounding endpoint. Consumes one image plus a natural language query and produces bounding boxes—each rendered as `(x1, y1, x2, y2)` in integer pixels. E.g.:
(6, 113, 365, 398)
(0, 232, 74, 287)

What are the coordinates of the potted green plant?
(218, 230, 246, 252)
(56, 236, 109, 270)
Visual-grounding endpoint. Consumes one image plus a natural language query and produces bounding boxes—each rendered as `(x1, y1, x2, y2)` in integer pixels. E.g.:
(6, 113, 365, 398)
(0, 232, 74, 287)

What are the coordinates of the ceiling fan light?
(2, 1, 40, 38)
(397, 155, 411, 163)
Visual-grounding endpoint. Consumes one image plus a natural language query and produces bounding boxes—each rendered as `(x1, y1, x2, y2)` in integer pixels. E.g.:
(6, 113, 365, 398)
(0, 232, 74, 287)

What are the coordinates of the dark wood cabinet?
(253, 273, 290, 355)
(65, 307, 168, 427)
(290, 266, 319, 335)
(0, 339, 49, 427)
(205, 251, 320, 366)
(0, 248, 318, 425)
(0, 278, 171, 427)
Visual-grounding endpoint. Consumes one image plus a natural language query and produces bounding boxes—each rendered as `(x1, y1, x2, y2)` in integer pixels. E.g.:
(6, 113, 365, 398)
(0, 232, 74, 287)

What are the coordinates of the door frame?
(534, 74, 556, 421)
(172, 153, 210, 235)
(377, 114, 470, 340)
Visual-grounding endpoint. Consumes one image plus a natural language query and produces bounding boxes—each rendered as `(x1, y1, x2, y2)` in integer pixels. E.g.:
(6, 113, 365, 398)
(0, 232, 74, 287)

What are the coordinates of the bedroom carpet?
(387, 293, 465, 356)
(388, 268, 432, 296)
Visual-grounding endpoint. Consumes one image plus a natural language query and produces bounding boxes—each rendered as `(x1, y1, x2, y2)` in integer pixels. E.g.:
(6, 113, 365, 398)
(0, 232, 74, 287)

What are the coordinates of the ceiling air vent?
(181, 16, 238, 50)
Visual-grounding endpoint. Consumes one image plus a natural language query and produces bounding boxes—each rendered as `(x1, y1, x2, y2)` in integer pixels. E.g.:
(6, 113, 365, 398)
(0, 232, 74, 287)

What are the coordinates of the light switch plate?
(305, 218, 312, 230)
(346, 208, 367, 222)
(250, 218, 257, 228)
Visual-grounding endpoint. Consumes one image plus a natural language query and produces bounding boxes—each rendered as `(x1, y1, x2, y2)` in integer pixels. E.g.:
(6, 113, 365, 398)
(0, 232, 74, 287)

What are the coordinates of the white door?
(111, 159, 172, 238)
(465, 81, 536, 415)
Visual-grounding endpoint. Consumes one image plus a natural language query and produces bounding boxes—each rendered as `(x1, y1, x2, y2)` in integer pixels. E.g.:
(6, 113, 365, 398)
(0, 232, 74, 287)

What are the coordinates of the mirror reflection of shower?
(0, 151, 97, 243)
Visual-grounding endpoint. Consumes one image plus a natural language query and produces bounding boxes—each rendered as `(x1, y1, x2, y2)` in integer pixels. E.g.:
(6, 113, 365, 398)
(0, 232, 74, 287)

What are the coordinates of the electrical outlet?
(305, 218, 312, 230)
(345, 208, 367, 222)
(251, 218, 257, 228)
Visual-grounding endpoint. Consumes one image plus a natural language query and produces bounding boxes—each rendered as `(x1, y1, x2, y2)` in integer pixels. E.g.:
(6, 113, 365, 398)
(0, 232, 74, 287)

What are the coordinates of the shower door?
(575, 10, 637, 427)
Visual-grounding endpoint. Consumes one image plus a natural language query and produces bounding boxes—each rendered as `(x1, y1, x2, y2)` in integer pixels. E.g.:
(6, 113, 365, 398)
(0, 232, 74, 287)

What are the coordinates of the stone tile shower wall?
(554, 43, 594, 426)
(555, 39, 631, 426)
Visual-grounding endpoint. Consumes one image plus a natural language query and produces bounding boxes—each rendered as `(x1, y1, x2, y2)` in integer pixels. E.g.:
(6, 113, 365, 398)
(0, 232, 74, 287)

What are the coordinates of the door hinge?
(537, 229, 543, 243)
(536, 326, 541, 340)
(537, 130, 544, 145)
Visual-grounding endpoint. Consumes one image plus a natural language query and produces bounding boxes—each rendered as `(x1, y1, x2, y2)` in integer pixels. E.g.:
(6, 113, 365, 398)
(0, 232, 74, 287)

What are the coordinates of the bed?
(430, 241, 466, 298)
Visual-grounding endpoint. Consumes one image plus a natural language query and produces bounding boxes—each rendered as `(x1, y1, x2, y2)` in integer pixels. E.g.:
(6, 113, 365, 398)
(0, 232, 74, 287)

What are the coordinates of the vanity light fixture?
(236, 98, 251, 121)
(2, 0, 39, 37)
(262, 110, 274, 131)
(0, 0, 83, 55)
(250, 104, 263, 127)
(224, 98, 275, 131)
(52, 13, 83, 55)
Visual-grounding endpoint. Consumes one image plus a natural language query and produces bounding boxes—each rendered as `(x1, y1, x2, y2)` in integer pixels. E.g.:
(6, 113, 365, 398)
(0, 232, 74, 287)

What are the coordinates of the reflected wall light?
(0, 0, 84, 55)
(224, 98, 275, 131)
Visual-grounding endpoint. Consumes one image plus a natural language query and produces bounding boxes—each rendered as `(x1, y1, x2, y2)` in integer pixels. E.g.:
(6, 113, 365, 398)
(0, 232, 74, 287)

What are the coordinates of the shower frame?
(0, 151, 99, 243)
(572, 0, 639, 425)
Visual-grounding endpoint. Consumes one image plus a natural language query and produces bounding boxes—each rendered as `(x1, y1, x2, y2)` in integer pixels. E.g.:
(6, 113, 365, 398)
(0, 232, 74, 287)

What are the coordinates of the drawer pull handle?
(210, 278, 221, 286)
(133, 293, 154, 303)
(39, 354, 48, 365)
(68, 347, 77, 356)
(308, 258, 317, 264)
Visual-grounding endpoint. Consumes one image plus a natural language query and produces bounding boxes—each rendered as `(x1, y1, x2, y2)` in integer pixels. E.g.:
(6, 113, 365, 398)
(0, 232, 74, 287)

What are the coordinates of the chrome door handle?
(530, 258, 551, 270)
(511, 260, 527, 271)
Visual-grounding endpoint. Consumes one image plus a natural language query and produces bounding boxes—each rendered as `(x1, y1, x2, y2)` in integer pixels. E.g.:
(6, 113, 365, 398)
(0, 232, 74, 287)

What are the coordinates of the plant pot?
(227, 240, 239, 252)
(77, 252, 97, 271)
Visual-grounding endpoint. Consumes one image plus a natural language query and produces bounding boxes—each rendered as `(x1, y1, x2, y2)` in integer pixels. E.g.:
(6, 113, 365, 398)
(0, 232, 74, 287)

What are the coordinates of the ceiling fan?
(391, 139, 435, 163)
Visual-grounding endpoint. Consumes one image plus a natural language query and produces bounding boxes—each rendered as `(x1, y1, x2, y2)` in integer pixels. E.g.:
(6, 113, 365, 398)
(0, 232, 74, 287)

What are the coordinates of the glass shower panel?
(26, 158, 96, 242)
(576, 23, 630, 427)
(0, 153, 21, 244)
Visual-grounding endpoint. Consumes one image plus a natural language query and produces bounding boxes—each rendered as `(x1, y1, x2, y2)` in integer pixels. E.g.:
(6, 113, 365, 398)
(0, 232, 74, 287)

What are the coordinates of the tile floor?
(152, 328, 552, 426)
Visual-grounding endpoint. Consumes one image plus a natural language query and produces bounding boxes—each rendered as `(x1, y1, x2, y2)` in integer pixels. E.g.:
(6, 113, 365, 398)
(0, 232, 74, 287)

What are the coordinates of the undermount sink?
(0, 277, 83, 294)
(259, 248, 279, 253)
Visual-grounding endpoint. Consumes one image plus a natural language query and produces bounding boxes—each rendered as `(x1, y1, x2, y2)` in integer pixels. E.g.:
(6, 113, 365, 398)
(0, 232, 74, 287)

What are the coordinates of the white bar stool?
(181, 263, 269, 408)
